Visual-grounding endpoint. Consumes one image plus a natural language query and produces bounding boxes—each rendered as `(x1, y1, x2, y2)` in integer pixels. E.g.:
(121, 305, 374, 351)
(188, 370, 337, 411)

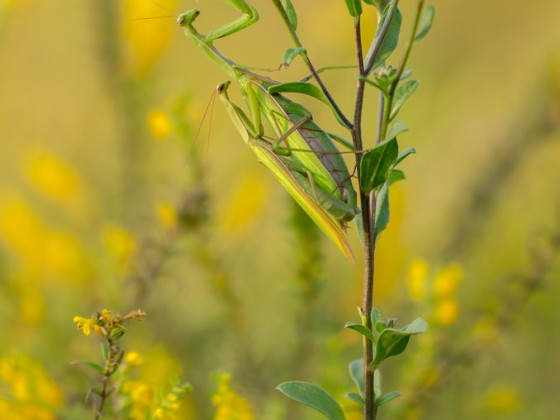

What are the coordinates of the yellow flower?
(0, 353, 64, 411)
(102, 224, 137, 271)
(148, 108, 173, 140)
(24, 149, 82, 203)
(156, 202, 178, 230)
(433, 263, 463, 297)
(73, 316, 96, 336)
(100, 309, 112, 322)
(125, 351, 145, 367)
(0, 195, 47, 269)
(433, 297, 459, 326)
(213, 373, 254, 420)
(406, 258, 429, 302)
(484, 385, 521, 414)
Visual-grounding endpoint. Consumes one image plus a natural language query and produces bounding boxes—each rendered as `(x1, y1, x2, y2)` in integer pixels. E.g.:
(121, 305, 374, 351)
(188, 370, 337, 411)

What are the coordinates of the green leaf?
(390, 80, 419, 121)
(348, 359, 365, 398)
(372, 318, 428, 367)
(327, 131, 354, 151)
(283, 0, 298, 30)
(363, 0, 389, 12)
(362, 76, 388, 96)
(366, 5, 402, 71)
(374, 182, 390, 238)
(375, 391, 401, 407)
(281, 47, 305, 67)
(415, 5, 435, 41)
(345, 322, 375, 343)
(346, 392, 364, 406)
(396, 147, 416, 165)
(70, 360, 105, 375)
(277, 381, 346, 420)
(344, 0, 363, 17)
(389, 168, 405, 183)
(374, 168, 405, 238)
(268, 82, 351, 129)
(402, 317, 429, 334)
(360, 138, 398, 194)
(400, 69, 413, 80)
(386, 120, 408, 140)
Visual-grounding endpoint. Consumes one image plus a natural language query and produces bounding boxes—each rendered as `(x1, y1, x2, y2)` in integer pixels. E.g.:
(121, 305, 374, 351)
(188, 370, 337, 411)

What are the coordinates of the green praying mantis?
(177, 0, 360, 261)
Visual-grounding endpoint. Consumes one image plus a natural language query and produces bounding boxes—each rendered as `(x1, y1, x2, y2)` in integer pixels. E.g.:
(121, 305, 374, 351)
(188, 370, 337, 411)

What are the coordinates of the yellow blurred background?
(0, 0, 559, 418)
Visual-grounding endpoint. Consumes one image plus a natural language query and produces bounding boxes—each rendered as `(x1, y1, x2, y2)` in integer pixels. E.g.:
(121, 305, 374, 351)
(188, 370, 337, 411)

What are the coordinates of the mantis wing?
(218, 82, 354, 261)
(252, 141, 355, 262)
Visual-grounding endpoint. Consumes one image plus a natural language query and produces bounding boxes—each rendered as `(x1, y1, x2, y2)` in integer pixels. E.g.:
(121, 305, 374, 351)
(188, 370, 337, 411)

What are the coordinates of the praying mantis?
(177, 1, 359, 261)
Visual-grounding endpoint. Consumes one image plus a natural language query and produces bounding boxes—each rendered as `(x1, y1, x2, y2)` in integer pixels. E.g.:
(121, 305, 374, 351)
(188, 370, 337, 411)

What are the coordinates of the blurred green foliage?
(0, 0, 559, 418)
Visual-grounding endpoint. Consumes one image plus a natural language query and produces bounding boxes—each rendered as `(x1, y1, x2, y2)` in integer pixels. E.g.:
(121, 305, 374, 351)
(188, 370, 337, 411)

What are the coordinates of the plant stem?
(379, 0, 425, 141)
(270, 0, 353, 129)
(95, 337, 119, 420)
(351, 14, 379, 420)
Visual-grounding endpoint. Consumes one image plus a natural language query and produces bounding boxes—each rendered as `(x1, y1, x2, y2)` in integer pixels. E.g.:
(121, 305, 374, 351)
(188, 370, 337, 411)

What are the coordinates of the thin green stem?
(351, 13, 379, 420)
(389, 0, 425, 97)
(271, 0, 353, 129)
(382, 0, 425, 141)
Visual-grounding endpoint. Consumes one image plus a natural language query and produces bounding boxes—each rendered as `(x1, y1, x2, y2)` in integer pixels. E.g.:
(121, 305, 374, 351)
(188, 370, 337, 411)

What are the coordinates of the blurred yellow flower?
(43, 230, 88, 279)
(433, 263, 463, 297)
(0, 196, 46, 267)
(24, 149, 82, 203)
(433, 297, 459, 326)
(0, 196, 88, 281)
(212, 373, 254, 420)
(406, 258, 429, 302)
(123, 380, 153, 419)
(121, 0, 178, 77)
(484, 384, 521, 414)
(0, 353, 64, 416)
(102, 224, 137, 271)
(125, 351, 145, 367)
(157, 201, 178, 230)
(218, 172, 268, 234)
(100, 308, 112, 322)
(148, 108, 173, 140)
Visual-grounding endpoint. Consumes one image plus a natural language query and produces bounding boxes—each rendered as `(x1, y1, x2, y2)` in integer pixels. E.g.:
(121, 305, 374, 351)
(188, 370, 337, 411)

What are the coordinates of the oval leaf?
(283, 0, 298, 29)
(372, 318, 428, 367)
(386, 120, 409, 140)
(346, 392, 364, 405)
(281, 47, 306, 67)
(415, 5, 436, 41)
(374, 182, 390, 238)
(389, 80, 420, 121)
(360, 138, 399, 194)
(390, 80, 419, 121)
(348, 359, 365, 397)
(277, 381, 346, 420)
(396, 147, 416, 165)
(345, 322, 376, 343)
(70, 360, 105, 375)
(366, 4, 402, 71)
(375, 391, 401, 407)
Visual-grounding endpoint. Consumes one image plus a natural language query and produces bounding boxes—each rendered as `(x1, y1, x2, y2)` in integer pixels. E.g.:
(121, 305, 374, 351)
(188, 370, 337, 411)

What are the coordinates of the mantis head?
(177, 10, 200, 27)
